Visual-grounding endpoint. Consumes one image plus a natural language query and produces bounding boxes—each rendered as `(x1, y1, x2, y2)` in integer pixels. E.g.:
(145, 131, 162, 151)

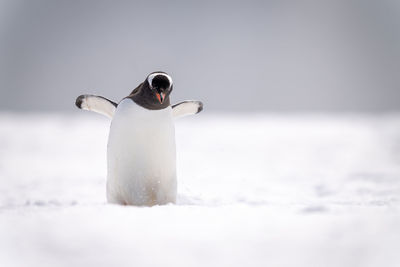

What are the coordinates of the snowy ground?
(0, 112, 399, 267)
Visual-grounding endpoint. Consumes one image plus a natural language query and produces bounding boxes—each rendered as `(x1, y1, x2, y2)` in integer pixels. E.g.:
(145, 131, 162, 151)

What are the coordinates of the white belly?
(106, 99, 176, 206)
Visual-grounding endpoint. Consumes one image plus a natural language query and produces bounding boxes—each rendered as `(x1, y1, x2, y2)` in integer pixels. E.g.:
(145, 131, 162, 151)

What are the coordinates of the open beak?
(155, 92, 165, 104)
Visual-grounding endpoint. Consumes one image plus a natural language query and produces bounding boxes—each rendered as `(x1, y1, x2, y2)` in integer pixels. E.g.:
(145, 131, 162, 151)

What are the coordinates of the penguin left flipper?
(75, 95, 117, 118)
(172, 100, 203, 119)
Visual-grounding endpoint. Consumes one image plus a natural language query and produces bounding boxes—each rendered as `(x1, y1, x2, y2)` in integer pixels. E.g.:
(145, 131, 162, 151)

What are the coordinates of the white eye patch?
(147, 73, 173, 88)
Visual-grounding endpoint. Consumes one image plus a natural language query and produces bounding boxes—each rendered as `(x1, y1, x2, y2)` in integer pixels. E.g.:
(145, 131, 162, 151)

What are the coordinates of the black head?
(127, 72, 173, 110)
(147, 72, 173, 104)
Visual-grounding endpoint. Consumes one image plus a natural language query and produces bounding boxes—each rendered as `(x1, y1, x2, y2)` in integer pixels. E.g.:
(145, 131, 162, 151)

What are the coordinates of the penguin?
(75, 72, 203, 206)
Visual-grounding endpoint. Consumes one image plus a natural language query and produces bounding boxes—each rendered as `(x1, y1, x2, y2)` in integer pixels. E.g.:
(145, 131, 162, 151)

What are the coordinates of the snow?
(0, 112, 399, 267)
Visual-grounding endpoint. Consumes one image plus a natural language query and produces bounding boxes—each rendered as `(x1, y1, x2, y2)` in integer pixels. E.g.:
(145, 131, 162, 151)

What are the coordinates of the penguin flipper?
(75, 95, 117, 118)
(172, 101, 203, 119)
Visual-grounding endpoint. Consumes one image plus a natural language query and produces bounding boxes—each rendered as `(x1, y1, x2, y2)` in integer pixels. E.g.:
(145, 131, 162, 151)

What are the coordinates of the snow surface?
(0, 112, 399, 267)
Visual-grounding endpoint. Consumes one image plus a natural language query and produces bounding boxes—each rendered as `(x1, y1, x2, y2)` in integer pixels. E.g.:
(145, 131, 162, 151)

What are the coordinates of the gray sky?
(1, 0, 399, 112)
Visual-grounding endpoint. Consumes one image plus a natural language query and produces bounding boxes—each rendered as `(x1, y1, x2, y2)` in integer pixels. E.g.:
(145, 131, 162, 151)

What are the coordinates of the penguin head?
(146, 72, 173, 104)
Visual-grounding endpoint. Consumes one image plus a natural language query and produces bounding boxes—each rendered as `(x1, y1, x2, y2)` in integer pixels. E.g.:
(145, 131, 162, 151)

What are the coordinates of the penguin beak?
(155, 92, 165, 104)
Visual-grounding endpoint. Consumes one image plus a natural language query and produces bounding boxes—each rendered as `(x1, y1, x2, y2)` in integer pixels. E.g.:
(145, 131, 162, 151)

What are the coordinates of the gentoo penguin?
(75, 72, 203, 206)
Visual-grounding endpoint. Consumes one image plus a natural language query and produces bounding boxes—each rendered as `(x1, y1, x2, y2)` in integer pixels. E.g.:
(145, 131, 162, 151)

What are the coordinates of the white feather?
(106, 99, 176, 206)
(79, 95, 116, 118)
(172, 101, 202, 119)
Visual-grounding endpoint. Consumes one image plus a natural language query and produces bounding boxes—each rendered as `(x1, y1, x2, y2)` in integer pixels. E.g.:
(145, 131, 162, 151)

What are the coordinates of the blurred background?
(1, 0, 399, 113)
(2, 2, 400, 267)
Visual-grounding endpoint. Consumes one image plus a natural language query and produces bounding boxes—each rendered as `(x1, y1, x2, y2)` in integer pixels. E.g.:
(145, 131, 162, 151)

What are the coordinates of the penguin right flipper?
(172, 101, 203, 119)
(75, 95, 117, 118)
